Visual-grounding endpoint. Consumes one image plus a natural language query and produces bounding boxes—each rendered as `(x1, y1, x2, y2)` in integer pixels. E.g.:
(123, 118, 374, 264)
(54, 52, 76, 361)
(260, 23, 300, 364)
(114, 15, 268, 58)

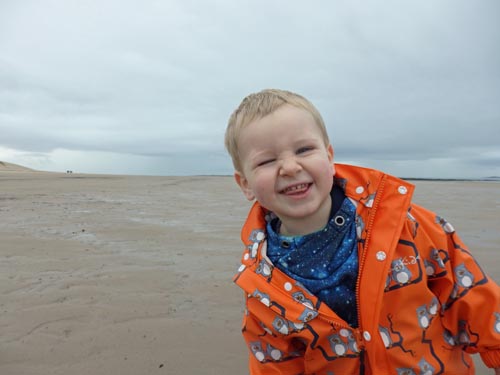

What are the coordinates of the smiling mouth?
(280, 183, 311, 195)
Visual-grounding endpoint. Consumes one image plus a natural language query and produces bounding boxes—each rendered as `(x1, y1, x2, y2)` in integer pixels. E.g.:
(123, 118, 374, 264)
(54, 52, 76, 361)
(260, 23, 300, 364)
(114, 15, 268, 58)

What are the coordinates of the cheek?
(250, 171, 274, 199)
(318, 159, 335, 178)
(315, 160, 335, 188)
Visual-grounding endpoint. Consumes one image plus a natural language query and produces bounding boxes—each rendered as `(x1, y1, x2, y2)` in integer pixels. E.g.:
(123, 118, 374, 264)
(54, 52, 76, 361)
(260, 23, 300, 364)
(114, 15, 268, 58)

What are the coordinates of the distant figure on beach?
(225, 89, 500, 374)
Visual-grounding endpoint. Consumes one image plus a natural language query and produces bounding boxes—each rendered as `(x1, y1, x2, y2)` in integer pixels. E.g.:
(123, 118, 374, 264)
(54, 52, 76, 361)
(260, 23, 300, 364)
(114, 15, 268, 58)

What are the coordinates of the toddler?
(225, 89, 500, 374)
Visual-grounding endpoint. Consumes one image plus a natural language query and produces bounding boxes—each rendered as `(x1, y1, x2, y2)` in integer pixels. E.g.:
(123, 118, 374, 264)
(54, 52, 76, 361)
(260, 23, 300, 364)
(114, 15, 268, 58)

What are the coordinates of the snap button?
(284, 282, 293, 291)
(376, 251, 387, 261)
(281, 240, 291, 249)
(355, 186, 364, 194)
(334, 215, 345, 226)
(398, 186, 408, 195)
(363, 331, 372, 341)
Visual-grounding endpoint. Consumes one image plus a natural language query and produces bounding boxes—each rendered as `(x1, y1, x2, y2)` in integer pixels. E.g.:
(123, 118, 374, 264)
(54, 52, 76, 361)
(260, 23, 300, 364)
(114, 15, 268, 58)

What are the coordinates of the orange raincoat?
(234, 164, 500, 374)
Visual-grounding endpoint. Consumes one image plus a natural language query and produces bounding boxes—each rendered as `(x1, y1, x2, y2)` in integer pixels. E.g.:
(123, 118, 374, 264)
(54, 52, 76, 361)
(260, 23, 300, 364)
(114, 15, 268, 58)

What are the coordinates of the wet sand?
(0, 170, 498, 374)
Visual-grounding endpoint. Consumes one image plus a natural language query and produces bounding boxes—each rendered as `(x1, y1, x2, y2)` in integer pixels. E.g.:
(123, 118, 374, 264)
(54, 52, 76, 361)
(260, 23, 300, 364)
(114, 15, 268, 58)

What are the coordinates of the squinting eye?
(257, 159, 274, 167)
(297, 146, 313, 154)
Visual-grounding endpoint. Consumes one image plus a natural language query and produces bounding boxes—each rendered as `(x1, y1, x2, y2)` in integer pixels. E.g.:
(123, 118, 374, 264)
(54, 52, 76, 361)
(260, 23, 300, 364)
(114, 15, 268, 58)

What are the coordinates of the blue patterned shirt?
(266, 187, 359, 327)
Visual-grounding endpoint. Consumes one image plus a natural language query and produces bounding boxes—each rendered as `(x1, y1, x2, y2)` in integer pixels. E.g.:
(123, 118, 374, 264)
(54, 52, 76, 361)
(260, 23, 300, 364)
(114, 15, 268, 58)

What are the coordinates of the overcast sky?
(1, 0, 499, 178)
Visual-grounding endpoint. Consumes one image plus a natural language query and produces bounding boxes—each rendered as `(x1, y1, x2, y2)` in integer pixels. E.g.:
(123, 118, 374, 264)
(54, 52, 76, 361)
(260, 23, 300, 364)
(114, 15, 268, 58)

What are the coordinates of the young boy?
(225, 89, 500, 374)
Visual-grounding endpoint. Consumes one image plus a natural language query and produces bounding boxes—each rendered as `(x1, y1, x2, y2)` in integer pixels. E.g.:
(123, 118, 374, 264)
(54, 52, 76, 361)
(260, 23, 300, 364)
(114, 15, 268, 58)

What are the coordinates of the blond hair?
(225, 89, 329, 172)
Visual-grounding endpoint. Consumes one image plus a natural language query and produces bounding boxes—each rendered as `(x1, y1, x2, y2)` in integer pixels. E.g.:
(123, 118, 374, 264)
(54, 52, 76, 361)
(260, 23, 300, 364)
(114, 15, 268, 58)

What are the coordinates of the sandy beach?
(1, 168, 499, 374)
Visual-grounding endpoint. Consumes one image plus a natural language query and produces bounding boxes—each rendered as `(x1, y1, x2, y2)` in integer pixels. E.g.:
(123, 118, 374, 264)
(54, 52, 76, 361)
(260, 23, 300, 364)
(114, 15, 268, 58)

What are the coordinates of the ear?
(234, 171, 255, 201)
(327, 144, 336, 175)
(327, 144, 334, 162)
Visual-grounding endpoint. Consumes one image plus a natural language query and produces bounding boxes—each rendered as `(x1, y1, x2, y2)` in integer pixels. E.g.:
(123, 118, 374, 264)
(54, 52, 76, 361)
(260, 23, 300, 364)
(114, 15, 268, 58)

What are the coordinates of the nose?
(279, 156, 302, 176)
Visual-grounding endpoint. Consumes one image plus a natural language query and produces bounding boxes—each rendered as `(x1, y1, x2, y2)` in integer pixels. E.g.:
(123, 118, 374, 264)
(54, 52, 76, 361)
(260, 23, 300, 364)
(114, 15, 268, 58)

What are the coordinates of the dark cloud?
(0, 0, 499, 178)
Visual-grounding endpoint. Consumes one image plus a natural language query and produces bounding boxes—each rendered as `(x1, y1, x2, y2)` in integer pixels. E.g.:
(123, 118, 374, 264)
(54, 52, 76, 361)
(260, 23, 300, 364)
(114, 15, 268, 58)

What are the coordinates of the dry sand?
(0, 168, 499, 374)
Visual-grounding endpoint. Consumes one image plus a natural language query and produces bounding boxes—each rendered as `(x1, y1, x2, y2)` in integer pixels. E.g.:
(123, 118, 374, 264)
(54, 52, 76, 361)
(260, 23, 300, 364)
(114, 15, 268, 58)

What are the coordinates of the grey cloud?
(0, 0, 499, 177)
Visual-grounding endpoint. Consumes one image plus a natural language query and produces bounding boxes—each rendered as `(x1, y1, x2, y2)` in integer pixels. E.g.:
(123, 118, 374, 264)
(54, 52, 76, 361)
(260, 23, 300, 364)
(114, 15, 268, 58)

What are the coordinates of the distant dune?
(0, 161, 35, 172)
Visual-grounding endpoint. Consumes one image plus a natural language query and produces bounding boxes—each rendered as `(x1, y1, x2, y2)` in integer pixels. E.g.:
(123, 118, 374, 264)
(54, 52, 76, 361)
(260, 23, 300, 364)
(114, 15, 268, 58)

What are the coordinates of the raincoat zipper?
(354, 175, 387, 346)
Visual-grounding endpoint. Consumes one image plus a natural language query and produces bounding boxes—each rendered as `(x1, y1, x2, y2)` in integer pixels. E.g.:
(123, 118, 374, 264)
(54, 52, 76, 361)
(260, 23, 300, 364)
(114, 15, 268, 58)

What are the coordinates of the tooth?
(285, 184, 307, 193)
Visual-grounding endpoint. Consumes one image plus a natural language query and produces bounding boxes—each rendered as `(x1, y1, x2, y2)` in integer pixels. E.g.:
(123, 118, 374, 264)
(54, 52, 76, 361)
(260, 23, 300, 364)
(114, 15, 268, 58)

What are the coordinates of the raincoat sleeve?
(411, 204, 500, 368)
(242, 295, 306, 375)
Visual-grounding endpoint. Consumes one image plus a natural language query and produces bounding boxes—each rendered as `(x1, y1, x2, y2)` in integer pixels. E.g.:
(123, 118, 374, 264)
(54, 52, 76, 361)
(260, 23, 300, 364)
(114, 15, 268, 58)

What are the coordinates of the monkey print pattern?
(346, 330, 360, 353)
(385, 245, 423, 292)
(272, 316, 290, 335)
(255, 259, 273, 279)
(385, 273, 391, 290)
(248, 341, 286, 363)
(428, 297, 439, 316)
(234, 168, 500, 373)
(259, 321, 274, 336)
(406, 209, 419, 238)
(495, 312, 500, 334)
(252, 289, 271, 307)
(250, 341, 266, 362)
(355, 214, 365, 240)
(379, 325, 393, 348)
(298, 307, 318, 323)
(457, 320, 471, 346)
(396, 368, 416, 375)
(248, 230, 265, 259)
(443, 329, 456, 346)
(457, 320, 480, 347)
(292, 291, 314, 310)
(327, 328, 360, 357)
(328, 334, 348, 356)
(435, 215, 455, 234)
(416, 297, 440, 329)
(431, 249, 446, 269)
(391, 258, 412, 285)
(442, 322, 480, 349)
(378, 316, 415, 356)
(418, 357, 435, 375)
(424, 248, 447, 278)
(414, 297, 445, 373)
(360, 192, 376, 208)
(266, 344, 283, 361)
(271, 316, 305, 335)
(423, 259, 436, 277)
(416, 305, 431, 329)
(443, 258, 488, 311)
(454, 263, 474, 288)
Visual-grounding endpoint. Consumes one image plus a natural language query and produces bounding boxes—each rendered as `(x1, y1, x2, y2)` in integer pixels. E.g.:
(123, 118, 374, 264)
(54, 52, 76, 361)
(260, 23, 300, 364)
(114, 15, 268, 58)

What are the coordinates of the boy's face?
(234, 104, 335, 236)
